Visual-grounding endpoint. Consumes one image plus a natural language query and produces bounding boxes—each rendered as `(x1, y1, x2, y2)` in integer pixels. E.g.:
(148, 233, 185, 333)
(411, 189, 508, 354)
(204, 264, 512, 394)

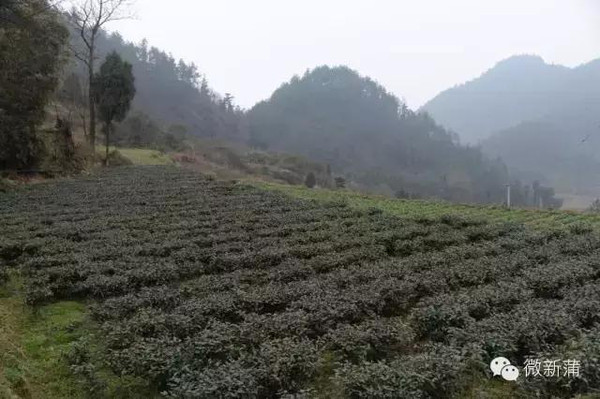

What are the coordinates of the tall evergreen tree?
(69, 0, 133, 152)
(93, 51, 135, 164)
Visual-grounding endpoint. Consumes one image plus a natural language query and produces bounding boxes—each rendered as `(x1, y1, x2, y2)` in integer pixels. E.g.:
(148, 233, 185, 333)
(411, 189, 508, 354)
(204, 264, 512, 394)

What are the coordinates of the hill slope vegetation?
(421, 55, 600, 196)
(247, 66, 519, 204)
(61, 24, 245, 142)
(481, 121, 600, 194)
(421, 55, 600, 144)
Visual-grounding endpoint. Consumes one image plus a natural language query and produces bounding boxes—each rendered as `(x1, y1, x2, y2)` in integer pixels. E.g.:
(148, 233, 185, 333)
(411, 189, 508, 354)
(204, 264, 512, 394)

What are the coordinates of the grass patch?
(252, 181, 600, 230)
(310, 352, 345, 399)
(0, 178, 18, 193)
(0, 272, 156, 398)
(0, 273, 86, 398)
(97, 146, 173, 166)
(457, 376, 525, 399)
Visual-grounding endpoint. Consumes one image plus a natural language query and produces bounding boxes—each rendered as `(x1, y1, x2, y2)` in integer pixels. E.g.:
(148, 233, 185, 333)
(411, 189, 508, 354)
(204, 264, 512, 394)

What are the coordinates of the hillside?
(420, 55, 600, 200)
(2, 166, 600, 398)
(420, 55, 600, 145)
(62, 24, 246, 142)
(173, 138, 333, 186)
(59, 28, 569, 207)
(247, 66, 521, 204)
(480, 121, 600, 195)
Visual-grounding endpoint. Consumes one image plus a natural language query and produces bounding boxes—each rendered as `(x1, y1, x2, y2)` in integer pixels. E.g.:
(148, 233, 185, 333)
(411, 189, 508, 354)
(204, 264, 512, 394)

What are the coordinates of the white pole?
(506, 184, 511, 208)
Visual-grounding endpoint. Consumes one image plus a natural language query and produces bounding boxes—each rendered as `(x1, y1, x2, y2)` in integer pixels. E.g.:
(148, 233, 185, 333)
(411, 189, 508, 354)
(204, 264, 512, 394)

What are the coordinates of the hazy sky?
(107, 0, 600, 110)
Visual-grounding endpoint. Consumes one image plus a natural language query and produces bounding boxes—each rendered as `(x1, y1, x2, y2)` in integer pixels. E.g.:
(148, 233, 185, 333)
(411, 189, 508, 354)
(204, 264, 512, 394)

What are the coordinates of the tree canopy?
(247, 66, 516, 203)
(0, 0, 68, 169)
(62, 27, 245, 141)
(93, 51, 135, 162)
(94, 51, 135, 126)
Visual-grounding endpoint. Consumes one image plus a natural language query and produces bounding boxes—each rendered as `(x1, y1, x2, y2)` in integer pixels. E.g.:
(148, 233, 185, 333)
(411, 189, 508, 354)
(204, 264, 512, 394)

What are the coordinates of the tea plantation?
(253, 181, 600, 231)
(1, 166, 600, 398)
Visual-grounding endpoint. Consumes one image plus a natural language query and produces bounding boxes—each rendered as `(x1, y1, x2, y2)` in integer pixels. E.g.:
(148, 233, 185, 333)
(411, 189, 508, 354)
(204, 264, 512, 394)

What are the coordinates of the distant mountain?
(247, 66, 526, 204)
(421, 55, 600, 144)
(481, 121, 600, 194)
(420, 55, 600, 199)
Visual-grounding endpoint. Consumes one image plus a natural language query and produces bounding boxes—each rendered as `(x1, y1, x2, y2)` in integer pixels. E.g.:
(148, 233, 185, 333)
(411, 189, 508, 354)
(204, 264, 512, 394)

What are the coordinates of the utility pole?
(505, 184, 511, 208)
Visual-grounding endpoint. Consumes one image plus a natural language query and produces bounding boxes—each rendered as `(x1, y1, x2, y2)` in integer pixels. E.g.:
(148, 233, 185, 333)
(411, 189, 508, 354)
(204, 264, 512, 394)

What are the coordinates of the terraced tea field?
(253, 181, 600, 231)
(1, 166, 600, 398)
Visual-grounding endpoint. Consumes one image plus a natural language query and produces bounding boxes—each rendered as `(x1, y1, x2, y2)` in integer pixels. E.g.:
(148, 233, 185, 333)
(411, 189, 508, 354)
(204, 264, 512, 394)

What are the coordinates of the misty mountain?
(62, 24, 246, 142)
(247, 66, 520, 204)
(481, 121, 600, 194)
(420, 55, 600, 197)
(61, 25, 565, 205)
(421, 55, 600, 145)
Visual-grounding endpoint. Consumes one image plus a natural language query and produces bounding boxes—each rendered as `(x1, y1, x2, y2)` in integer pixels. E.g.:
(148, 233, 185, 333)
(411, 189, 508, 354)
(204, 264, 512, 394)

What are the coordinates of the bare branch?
(63, 0, 134, 150)
(99, 0, 133, 26)
(70, 45, 90, 66)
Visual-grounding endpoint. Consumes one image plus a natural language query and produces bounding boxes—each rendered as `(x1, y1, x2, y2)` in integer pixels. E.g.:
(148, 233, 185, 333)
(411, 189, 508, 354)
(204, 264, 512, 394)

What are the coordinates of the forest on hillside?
(61, 25, 247, 144)
(247, 66, 561, 206)
(422, 55, 600, 198)
(1, 0, 563, 208)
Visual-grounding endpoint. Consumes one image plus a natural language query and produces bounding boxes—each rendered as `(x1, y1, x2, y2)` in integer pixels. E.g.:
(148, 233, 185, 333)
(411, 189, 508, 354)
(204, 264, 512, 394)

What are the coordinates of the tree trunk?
(88, 40, 96, 152)
(105, 122, 110, 166)
(80, 111, 87, 138)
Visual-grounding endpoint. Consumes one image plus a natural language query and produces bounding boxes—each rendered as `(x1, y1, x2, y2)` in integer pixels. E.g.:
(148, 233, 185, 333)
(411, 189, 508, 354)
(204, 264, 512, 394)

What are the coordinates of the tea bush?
(2, 166, 600, 397)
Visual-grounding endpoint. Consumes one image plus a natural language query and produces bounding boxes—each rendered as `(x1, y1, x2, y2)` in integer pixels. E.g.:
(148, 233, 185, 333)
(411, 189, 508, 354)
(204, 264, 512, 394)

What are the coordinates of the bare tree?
(69, 0, 132, 151)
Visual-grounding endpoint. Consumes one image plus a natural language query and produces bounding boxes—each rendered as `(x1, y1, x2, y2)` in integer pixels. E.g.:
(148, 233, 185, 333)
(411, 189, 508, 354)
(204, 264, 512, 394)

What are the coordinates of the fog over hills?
(481, 121, 600, 194)
(58, 23, 592, 205)
(246, 66, 523, 204)
(421, 55, 600, 201)
(421, 55, 600, 145)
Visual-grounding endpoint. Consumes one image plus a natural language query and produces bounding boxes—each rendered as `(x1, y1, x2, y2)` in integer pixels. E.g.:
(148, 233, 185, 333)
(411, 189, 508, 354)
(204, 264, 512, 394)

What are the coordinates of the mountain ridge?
(420, 54, 600, 144)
